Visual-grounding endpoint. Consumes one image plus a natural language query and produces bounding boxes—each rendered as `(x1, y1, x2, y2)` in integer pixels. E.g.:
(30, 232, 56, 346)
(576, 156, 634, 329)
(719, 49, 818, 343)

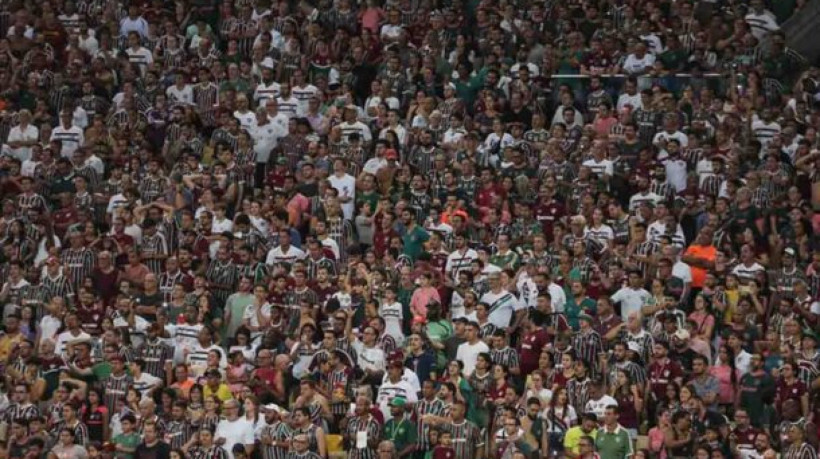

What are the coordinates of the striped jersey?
(103, 373, 132, 414)
(60, 247, 96, 288)
(414, 398, 450, 451)
(345, 416, 381, 459)
(164, 420, 193, 450)
(141, 232, 168, 275)
(259, 421, 293, 459)
(444, 419, 483, 459)
(135, 340, 174, 380)
(490, 347, 520, 371)
(3, 402, 39, 422)
(188, 445, 230, 459)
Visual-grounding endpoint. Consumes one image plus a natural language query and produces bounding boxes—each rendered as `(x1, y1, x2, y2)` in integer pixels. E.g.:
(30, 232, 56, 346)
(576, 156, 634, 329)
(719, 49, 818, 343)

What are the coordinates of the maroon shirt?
(648, 359, 683, 400)
(533, 200, 566, 242)
(519, 328, 549, 376)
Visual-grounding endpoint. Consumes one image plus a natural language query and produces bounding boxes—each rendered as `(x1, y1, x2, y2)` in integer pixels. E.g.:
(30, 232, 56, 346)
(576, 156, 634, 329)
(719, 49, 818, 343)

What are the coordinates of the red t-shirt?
(519, 329, 549, 376)
(776, 378, 806, 412)
(648, 359, 683, 400)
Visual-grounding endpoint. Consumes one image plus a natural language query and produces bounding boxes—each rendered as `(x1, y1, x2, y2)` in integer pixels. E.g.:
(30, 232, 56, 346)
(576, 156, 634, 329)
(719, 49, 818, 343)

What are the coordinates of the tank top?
(666, 428, 695, 459)
(614, 390, 638, 429)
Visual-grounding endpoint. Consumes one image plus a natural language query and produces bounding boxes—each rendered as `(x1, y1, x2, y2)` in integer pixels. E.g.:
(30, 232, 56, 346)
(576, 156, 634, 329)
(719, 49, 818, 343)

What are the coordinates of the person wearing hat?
(381, 397, 417, 458)
(376, 360, 418, 421)
(258, 404, 292, 459)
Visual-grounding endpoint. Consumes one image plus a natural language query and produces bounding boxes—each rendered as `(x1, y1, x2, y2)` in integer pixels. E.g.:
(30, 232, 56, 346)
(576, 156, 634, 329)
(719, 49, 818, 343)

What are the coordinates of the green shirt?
(739, 371, 775, 425)
(93, 362, 112, 382)
(356, 191, 380, 214)
(563, 295, 598, 330)
(383, 416, 417, 453)
(112, 432, 141, 459)
(402, 225, 430, 261)
(595, 425, 633, 459)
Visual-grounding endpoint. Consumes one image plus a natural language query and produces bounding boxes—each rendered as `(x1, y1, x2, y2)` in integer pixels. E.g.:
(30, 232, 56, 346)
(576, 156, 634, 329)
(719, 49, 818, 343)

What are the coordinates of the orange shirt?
(684, 244, 716, 288)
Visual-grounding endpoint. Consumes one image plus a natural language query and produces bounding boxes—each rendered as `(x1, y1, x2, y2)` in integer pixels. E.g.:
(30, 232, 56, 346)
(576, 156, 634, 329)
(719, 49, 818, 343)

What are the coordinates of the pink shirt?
(710, 365, 740, 405)
(410, 286, 440, 318)
(359, 8, 384, 33)
(647, 427, 667, 459)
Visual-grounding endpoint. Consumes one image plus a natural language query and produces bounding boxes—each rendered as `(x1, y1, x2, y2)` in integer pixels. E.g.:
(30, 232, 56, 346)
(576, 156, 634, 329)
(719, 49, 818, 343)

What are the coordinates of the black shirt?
(135, 440, 171, 459)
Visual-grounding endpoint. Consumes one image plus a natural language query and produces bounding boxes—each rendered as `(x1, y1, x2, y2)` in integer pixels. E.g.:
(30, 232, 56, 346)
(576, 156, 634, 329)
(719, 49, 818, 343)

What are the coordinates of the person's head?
(603, 405, 619, 426)
(58, 428, 76, 446)
(223, 399, 241, 420)
(451, 399, 467, 421)
(579, 435, 596, 455)
(378, 440, 395, 459)
(692, 355, 708, 376)
(354, 395, 371, 416)
(580, 413, 597, 433)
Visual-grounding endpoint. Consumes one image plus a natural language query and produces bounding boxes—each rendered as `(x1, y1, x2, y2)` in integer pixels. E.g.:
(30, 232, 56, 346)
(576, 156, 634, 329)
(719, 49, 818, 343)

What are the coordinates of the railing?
(542, 73, 725, 79)
(539, 73, 730, 97)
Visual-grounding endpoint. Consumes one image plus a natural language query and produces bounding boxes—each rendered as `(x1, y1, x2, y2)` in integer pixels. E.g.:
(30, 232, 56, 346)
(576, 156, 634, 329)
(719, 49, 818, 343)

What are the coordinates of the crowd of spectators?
(0, 0, 818, 459)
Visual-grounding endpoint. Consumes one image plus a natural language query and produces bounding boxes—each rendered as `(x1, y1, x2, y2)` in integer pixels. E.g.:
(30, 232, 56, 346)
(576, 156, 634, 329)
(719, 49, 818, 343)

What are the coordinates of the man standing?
(738, 354, 775, 428)
(376, 362, 418, 421)
(444, 400, 483, 459)
(215, 399, 255, 459)
(345, 396, 381, 459)
(381, 398, 417, 458)
(456, 322, 490, 377)
(610, 270, 651, 321)
(594, 406, 632, 459)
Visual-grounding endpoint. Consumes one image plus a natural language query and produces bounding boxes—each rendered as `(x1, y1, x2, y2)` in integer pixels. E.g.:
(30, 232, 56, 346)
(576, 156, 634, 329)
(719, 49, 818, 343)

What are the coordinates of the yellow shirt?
(563, 426, 598, 456)
(203, 383, 234, 403)
(0, 332, 23, 363)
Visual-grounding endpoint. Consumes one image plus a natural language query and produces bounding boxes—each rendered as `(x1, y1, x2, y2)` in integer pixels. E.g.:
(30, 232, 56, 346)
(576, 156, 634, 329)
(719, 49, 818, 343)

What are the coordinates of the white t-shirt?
(376, 379, 418, 420)
(585, 395, 619, 419)
(745, 11, 779, 40)
(616, 93, 642, 111)
(445, 249, 478, 279)
(480, 290, 524, 329)
(456, 340, 490, 376)
(292, 84, 319, 117)
(4, 124, 39, 161)
(328, 173, 357, 220)
(362, 157, 388, 175)
(254, 81, 281, 104)
(55, 330, 92, 356)
(166, 84, 194, 105)
(233, 110, 257, 130)
(265, 245, 307, 266)
(133, 372, 163, 398)
(622, 53, 656, 74)
(352, 342, 386, 373)
(50, 125, 84, 157)
(250, 121, 285, 163)
(672, 261, 693, 284)
(611, 287, 652, 321)
(379, 301, 404, 343)
(212, 217, 234, 234)
(215, 418, 255, 459)
(242, 302, 272, 341)
(732, 263, 766, 284)
(582, 158, 613, 177)
(653, 130, 689, 148)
